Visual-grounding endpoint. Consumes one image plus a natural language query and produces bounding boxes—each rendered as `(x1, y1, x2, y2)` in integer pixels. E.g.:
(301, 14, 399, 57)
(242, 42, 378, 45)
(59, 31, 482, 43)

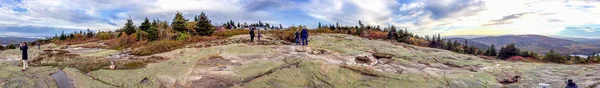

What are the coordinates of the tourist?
(565, 79, 577, 88)
(301, 27, 309, 46)
(249, 27, 255, 42)
(295, 29, 300, 45)
(19, 42, 28, 71)
(257, 30, 262, 42)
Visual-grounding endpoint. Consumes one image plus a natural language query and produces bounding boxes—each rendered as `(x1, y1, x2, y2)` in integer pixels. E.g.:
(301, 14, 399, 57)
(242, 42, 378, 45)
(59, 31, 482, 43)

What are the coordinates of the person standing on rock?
(294, 29, 301, 45)
(19, 42, 28, 71)
(565, 79, 577, 88)
(301, 27, 309, 46)
(249, 26, 255, 43)
(257, 30, 262, 42)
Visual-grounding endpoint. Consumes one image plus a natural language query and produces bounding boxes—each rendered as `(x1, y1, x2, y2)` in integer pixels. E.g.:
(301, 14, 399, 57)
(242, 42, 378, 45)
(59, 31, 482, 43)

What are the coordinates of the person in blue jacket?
(300, 27, 309, 46)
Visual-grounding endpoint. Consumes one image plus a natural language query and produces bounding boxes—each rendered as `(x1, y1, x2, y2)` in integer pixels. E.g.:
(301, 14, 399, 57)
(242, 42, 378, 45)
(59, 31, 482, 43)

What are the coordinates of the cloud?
(482, 13, 529, 26)
(560, 26, 600, 37)
(423, 0, 486, 20)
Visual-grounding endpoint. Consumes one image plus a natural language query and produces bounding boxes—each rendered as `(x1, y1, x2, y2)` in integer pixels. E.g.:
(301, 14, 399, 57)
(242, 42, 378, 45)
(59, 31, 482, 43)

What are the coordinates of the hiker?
(249, 27, 255, 42)
(565, 79, 577, 88)
(301, 27, 309, 46)
(294, 29, 301, 45)
(19, 42, 28, 71)
(257, 30, 262, 42)
(37, 43, 40, 49)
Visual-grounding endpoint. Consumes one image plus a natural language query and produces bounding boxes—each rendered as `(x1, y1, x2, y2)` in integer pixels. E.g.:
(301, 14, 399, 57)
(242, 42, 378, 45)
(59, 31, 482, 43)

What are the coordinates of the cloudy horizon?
(1, 0, 599, 38)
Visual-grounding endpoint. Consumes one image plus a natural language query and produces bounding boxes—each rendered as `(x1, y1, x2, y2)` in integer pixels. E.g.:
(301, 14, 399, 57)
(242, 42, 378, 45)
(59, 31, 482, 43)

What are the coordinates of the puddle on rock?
(51, 69, 74, 88)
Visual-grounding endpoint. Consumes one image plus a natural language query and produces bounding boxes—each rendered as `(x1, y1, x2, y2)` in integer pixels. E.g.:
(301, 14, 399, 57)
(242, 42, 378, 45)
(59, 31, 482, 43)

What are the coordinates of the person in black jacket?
(19, 42, 28, 71)
(565, 79, 578, 88)
(249, 27, 255, 42)
(295, 29, 300, 45)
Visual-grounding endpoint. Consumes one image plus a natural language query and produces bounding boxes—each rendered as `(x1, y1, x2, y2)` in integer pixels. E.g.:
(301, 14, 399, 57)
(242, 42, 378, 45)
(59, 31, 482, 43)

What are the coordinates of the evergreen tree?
(140, 17, 151, 32)
(59, 30, 67, 40)
(0, 44, 4, 50)
(7, 44, 16, 49)
(152, 19, 158, 27)
(279, 24, 283, 29)
(147, 26, 158, 41)
(123, 17, 136, 35)
(172, 12, 187, 32)
(497, 43, 520, 60)
(86, 28, 94, 38)
(485, 44, 497, 56)
(195, 12, 214, 36)
(318, 22, 322, 28)
(544, 50, 566, 63)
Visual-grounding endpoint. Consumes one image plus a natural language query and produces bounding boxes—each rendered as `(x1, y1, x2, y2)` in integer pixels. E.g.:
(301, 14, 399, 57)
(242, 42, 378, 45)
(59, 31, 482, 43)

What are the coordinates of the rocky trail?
(1, 34, 599, 88)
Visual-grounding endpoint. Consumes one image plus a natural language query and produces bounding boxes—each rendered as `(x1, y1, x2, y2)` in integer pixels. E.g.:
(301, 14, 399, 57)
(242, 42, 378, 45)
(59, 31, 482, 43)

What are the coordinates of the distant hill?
(446, 38, 490, 50)
(469, 35, 600, 54)
(0, 37, 39, 46)
(560, 38, 600, 46)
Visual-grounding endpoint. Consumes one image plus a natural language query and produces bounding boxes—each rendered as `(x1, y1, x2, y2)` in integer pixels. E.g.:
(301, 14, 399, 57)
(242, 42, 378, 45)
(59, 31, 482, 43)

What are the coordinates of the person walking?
(19, 42, 29, 71)
(294, 29, 301, 45)
(249, 27, 255, 42)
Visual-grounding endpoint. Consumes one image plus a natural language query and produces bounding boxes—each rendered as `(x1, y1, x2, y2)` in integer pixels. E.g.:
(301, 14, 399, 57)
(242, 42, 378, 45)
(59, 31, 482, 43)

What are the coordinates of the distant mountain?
(446, 38, 490, 50)
(559, 38, 600, 46)
(444, 35, 489, 39)
(0, 37, 39, 46)
(469, 35, 600, 54)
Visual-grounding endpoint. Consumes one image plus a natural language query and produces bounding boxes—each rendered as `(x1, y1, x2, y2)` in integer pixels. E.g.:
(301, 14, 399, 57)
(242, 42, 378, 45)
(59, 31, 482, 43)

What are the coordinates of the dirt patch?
(129, 56, 170, 63)
(189, 76, 233, 88)
(197, 55, 233, 67)
(373, 52, 394, 59)
(497, 73, 521, 84)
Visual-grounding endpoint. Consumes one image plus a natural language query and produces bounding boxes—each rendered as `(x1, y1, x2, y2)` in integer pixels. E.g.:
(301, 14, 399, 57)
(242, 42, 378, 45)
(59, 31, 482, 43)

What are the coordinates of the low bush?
(132, 39, 183, 56)
(268, 29, 296, 42)
(186, 36, 225, 43)
(212, 29, 249, 37)
(96, 32, 113, 40)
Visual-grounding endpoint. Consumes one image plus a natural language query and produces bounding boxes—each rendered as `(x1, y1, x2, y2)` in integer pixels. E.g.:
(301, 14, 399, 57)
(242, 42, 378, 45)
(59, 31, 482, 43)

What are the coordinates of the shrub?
(132, 40, 183, 56)
(268, 29, 296, 42)
(96, 32, 113, 40)
(176, 32, 189, 40)
(362, 30, 388, 40)
(106, 32, 138, 49)
(543, 50, 566, 63)
(212, 29, 249, 37)
(186, 36, 225, 43)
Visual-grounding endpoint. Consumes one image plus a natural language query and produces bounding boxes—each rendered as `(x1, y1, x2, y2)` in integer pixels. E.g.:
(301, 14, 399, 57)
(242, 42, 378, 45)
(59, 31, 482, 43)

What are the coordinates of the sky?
(0, 0, 600, 38)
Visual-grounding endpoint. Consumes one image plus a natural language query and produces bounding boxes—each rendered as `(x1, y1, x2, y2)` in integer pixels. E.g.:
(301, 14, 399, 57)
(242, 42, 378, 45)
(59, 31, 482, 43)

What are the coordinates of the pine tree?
(86, 28, 94, 38)
(544, 50, 566, 63)
(7, 44, 16, 49)
(279, 24, 283, 29)
(124, 17, 136, 35)
(172, 12, 187, 32)
(497, 43, 519, 60)
(195, 12, 214, 36)
(59, 30, 67, 40)
(485, 44, 497, 56)
(147, 26, 158, 41)
(140, 17, 151, 32)
(318, 22, 322, 28)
